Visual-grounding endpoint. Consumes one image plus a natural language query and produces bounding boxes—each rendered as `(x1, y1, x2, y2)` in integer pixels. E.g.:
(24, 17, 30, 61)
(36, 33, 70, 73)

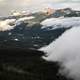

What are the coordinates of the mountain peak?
(41, 7, 55, 15)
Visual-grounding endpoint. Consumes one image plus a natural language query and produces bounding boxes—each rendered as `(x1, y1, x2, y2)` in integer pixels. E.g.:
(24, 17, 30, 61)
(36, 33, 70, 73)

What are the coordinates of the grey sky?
(0, 0, 80, 16)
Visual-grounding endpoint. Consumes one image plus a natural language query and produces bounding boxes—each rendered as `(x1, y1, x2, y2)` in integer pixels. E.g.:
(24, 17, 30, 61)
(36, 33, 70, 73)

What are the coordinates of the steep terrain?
(0, 48, 73, 80)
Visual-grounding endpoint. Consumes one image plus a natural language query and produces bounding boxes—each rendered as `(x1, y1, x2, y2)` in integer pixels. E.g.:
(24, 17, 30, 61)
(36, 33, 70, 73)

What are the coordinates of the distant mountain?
(0, 7, 80, 49)
(31, 8, 80, 18)
(54, 8, 80, 17)
(16, 8, 80, 25)
(0, 8, 80, 27)
(46, 8, 80, 17)
(0, 8, 80, 80)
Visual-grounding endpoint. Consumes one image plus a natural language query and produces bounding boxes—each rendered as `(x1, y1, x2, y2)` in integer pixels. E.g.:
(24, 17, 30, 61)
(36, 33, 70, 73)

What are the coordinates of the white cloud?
(0, 16, 35, 31)
(0, 19, 16, 31)
(41, 17, 80, 30)
(39, 27, 80, 80)
(16, 16, 35, 25)
(16, 16, 35, 21)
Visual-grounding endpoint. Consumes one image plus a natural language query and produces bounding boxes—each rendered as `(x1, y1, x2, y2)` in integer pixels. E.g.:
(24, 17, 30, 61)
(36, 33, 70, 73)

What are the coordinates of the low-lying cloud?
(0, 19, 16, 31)
(41, 17, 80, 30)
(39, 27, 80, 80)
(0, 15, 35, 31)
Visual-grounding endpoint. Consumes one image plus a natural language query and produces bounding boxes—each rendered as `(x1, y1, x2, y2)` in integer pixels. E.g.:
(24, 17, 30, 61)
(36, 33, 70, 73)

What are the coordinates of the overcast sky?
(0, 0, 80, 16)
